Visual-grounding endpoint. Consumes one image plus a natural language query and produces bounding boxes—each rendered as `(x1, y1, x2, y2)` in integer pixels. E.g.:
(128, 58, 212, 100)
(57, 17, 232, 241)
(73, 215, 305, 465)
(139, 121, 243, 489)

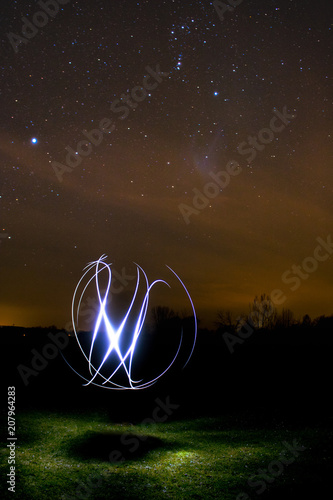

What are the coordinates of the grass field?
(1, 408, 332, 499)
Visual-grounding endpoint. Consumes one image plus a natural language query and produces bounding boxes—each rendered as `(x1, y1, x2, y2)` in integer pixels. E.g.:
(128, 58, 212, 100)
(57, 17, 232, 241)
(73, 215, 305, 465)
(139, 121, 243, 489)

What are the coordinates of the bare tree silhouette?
(276, 308, 294, 329)
(151, 306, 176, 331)
(248, 293, 277, 329)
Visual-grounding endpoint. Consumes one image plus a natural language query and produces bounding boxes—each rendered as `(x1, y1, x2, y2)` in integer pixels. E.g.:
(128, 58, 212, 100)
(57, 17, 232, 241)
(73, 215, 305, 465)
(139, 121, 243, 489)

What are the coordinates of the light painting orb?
(64, 255, 197, 390)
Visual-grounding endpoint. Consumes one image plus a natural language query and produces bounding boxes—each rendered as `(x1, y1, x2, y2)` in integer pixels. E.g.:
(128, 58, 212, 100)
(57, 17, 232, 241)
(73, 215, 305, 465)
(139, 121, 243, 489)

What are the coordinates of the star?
(31, 138, 38, 145)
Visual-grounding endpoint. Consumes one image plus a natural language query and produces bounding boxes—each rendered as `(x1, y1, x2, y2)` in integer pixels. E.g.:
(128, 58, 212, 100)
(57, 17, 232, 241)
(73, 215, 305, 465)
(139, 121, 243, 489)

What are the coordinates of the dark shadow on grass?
(64, 430, 171, 462)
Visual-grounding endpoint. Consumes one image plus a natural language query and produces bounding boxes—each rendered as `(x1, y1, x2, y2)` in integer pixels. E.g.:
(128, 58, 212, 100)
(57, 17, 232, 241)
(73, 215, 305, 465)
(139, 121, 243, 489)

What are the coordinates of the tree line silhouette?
(1, 293, 332, 342)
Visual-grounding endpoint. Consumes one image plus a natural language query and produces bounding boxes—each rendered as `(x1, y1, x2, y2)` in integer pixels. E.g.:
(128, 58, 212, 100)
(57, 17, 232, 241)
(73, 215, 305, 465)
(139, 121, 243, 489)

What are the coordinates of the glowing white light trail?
(64, 256, 197, 390)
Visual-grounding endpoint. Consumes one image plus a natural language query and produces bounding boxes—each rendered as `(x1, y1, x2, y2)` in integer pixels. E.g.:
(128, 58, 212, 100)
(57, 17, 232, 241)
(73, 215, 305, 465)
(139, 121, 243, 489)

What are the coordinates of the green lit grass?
(1, 410, 331, 499)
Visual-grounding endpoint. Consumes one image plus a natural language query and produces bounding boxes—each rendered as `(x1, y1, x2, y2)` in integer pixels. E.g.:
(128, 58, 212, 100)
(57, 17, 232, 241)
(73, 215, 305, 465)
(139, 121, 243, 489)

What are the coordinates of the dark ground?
(1, 324, 332, 498)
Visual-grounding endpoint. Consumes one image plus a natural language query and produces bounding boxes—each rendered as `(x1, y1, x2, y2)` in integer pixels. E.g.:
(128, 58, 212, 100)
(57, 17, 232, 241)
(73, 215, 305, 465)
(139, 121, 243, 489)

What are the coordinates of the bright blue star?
(31, 138, 38, 144)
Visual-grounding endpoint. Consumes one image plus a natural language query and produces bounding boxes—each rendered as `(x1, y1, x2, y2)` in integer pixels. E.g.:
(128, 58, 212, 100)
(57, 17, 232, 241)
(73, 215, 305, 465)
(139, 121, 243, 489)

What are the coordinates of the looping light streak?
(64, 255, 197, 390)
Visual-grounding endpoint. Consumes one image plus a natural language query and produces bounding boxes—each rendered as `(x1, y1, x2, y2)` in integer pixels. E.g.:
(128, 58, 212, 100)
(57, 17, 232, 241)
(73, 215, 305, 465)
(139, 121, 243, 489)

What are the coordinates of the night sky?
(0, 0, 332, 329)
